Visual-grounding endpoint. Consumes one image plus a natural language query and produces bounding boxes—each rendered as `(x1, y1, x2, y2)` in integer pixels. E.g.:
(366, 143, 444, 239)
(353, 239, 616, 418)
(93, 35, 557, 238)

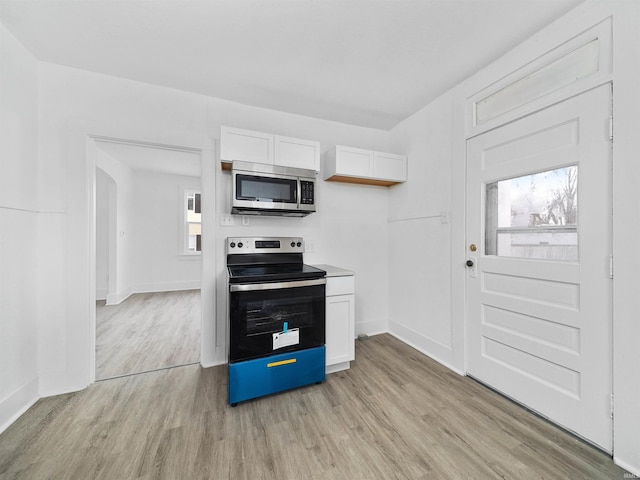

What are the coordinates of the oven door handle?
(229, 278, 326, 292)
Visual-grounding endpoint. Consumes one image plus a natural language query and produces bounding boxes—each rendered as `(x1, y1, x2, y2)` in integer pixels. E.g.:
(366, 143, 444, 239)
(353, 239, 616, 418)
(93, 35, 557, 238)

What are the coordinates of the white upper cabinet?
(220, 126, 273, 165)
(373, 151, 407, 183)
(274, 135, 320, 171)
(323, 145, 407, 186)
(220, 126, 320, 172)
(331, 146, 373, 178)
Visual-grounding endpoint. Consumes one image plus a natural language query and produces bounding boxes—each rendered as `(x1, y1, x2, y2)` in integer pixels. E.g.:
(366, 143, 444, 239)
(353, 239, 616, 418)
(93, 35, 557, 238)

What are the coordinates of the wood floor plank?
(96, 290, 201, 380)
(0, 334, 629, 479)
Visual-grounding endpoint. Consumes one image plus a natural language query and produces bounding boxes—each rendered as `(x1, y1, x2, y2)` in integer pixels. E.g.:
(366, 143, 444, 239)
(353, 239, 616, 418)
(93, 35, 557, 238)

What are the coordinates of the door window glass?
(485, 166, 578, 260)
(475, 39, 599, 125)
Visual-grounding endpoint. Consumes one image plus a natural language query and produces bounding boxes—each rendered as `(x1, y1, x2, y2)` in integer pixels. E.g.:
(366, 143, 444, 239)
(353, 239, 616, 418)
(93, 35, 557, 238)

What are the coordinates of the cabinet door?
(335, 146, 374, 178)
(220, 126, 273, 164)
(374, 151, 407, 182)
(326, 294, 355, 366)
(274, 135, 320, 171)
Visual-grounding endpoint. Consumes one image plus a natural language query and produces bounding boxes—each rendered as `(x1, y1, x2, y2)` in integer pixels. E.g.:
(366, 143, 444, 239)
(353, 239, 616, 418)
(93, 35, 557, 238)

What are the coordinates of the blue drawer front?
(228, 346, 326, 405)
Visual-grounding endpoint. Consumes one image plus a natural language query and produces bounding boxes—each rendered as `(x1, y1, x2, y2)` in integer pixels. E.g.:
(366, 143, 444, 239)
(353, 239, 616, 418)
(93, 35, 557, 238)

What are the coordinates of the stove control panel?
(227, 236, 304, 254)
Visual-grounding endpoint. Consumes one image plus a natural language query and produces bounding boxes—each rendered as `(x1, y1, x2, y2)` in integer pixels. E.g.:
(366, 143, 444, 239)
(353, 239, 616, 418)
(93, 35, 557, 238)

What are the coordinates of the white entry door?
(465, 85, 612, 451)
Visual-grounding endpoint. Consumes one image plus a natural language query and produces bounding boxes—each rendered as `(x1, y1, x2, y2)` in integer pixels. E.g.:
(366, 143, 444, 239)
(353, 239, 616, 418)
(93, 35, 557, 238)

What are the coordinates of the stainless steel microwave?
(231, 161, 316, 217)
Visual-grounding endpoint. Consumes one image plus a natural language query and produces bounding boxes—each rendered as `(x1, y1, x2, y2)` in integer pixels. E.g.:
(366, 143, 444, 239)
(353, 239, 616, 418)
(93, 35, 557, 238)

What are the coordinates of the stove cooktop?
(227, 263, 325, 284)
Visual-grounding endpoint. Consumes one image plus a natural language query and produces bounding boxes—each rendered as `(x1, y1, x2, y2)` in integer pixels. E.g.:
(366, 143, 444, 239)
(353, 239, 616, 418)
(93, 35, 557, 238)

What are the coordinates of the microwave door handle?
(230, 278, 326, 292)
(296, 179, 301, 208)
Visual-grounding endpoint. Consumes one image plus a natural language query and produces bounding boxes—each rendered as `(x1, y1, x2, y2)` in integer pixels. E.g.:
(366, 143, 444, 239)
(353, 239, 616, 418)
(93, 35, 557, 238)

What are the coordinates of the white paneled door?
(465, 85, 612, 451)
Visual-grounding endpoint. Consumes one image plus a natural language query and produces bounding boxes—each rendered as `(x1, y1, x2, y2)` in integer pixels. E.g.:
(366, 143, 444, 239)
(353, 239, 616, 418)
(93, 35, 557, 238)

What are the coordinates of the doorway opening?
(93, 139, 203, 380)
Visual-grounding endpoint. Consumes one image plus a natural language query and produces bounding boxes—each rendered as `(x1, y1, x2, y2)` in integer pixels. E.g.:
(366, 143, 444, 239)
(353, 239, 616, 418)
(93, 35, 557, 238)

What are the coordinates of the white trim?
(63, 118, 216, 397)
(386, 331, 466, 376)
(451, 90, 467, 374)
(103, 283, 201, 305)
(388, 319, 461, 372)
(613, 458, 640, 479)
(466, 18, 612, 137)
(133, 281, 201, 294)
(326, 362, 351, 374)
(177, 253, 202, 260)
(105, 286, 134, 306)
(355, 319, 387, 337)
(610, 1, 640, 473)
(0, 377, 39, 435)
(200, 359, 226, 369)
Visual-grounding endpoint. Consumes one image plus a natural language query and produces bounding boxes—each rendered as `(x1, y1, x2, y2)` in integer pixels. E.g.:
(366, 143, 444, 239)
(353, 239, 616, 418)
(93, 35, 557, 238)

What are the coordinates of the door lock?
(466, 260, 474, 267)
(469, 244, 477, 252)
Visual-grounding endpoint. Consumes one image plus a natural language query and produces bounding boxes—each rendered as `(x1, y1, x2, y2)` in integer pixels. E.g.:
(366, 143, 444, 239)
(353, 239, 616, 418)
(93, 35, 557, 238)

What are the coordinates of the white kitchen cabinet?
(373, 151, 407, 182)
(220, 126, 273, 166)
(323, 145, 407, 186)
(317, 266, 355, 374)
(327, 145, 373, 178)
(220, 126, 320, 172)
(274, 135, 320, 171)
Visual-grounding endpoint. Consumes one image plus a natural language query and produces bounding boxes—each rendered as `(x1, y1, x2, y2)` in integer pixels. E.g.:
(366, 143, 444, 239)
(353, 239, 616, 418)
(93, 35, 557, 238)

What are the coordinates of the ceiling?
(0, 0, 584, 130)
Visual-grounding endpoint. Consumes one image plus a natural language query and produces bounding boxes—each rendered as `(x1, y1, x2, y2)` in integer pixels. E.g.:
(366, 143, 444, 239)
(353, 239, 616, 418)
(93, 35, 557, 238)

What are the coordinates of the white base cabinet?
(323, 269, 355, 374)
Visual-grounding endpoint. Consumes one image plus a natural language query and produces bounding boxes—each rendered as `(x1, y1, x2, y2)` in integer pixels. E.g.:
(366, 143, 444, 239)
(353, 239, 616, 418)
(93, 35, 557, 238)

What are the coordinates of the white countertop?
(313, 264, 355, 277)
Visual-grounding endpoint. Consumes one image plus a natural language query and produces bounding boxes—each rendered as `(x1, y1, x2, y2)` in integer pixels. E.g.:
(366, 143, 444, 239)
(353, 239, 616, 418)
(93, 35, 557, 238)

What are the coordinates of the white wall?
(96, 157, 202, 300)
(387, 92, 460, 372)
(96, 148, 135, 305)
(35, 60, 392, 390)
(388, 0, 640, 474)
(132, 170, 201, 293)
(0, 25, 40, 431)
(95, 167, 112, 299)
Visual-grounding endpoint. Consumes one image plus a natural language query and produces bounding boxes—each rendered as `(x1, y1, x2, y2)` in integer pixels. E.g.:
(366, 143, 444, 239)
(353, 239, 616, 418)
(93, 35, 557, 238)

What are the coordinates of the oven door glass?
(229, 283, 325, 362)
(236, 174, 297, 204)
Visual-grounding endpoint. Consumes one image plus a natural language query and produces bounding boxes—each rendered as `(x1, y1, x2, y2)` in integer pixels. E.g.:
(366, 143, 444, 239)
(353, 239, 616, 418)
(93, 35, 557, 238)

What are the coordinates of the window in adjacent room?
(184, 191, 201, 254)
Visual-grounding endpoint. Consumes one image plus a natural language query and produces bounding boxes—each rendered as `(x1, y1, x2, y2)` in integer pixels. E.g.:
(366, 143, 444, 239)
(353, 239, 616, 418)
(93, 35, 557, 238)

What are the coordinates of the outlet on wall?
(220, 214, 235, 227)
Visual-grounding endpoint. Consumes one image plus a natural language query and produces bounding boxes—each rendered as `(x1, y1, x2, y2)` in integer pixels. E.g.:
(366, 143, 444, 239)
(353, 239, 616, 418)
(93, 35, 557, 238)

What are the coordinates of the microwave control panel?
(300, 181, 315, 205)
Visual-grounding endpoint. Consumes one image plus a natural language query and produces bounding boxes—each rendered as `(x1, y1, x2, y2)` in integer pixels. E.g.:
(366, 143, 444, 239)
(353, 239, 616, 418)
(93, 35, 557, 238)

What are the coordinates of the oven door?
(228, 278, 326, 362)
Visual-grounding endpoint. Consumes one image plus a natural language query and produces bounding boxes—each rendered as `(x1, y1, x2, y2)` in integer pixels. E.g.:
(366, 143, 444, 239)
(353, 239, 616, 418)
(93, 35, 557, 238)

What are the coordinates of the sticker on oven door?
(273, 328, 300, 350)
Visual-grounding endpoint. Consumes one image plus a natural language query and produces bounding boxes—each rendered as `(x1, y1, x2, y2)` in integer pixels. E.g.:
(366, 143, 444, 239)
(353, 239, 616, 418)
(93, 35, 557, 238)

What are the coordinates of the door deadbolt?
(469, 244, 477, 252)
(466, 260, 474, 267)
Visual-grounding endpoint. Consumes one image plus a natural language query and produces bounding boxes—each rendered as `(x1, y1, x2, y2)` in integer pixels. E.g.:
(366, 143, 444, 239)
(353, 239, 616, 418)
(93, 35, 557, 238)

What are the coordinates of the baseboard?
(37, 368, 89, 399)
(96, 289, 107, 301)
(614, 457, 640, 478)
(200, 359, 226, 369)
(388, 321, 465, 376)
(0, 377, 39, 435)
(106, 287, 134, 306)
(134, 281, 201, 294)
(104, 283, 200, 305)
(355, 318, 387, 337)
(326, 361, 350, 374)
(200, 346, 229, 368)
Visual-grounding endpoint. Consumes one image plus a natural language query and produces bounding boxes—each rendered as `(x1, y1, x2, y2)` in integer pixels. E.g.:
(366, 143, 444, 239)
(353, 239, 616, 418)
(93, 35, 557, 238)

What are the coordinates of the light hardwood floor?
(96, 290, 201, 380)
(0, 334, 628, 479)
